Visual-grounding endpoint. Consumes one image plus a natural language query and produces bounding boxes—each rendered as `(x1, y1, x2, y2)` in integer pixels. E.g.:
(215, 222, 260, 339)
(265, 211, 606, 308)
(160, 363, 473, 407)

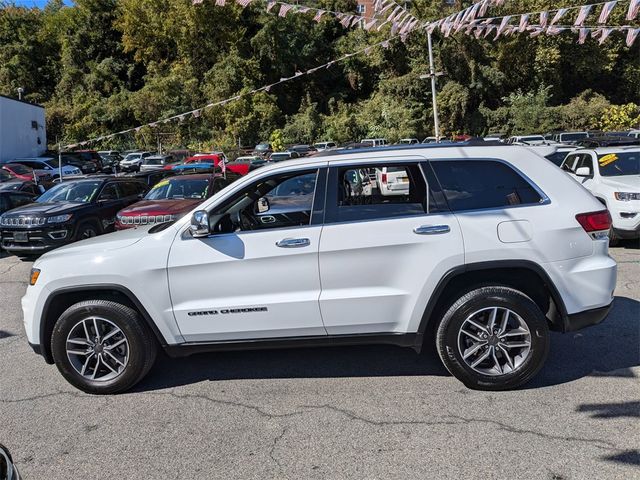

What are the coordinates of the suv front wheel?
(51, 300, 157, 394)
(436, 286, 549, 391)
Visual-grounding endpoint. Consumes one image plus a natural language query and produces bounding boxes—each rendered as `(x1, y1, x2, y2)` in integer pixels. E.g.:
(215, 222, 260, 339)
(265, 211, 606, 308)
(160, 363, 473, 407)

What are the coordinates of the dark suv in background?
(0, 176, 148, 255)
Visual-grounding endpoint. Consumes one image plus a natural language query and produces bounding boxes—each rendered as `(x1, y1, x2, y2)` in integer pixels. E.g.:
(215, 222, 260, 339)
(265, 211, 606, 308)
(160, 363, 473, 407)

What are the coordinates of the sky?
(8, 0, 73, 7)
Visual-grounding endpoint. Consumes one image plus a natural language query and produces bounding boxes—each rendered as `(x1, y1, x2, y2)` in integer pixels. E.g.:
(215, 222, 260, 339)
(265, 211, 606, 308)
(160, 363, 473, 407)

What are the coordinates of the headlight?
(614, 192, 640, 201)
(29, 268, 41, 286)
(47, 214, 73, 223)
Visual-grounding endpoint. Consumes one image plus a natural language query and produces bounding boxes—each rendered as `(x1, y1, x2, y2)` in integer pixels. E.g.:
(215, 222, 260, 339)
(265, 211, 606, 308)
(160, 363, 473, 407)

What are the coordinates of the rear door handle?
(414, 225, 450, 235)
(276, 238, 311, 248)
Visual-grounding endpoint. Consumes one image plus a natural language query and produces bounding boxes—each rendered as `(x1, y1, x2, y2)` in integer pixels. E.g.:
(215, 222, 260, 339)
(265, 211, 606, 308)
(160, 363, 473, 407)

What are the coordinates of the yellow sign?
(152, 179, 170, 189)
(598, 154, 618, 167)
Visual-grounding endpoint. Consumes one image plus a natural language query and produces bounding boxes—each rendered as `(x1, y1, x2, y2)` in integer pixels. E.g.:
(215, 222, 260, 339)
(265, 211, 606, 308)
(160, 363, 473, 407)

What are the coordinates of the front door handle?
(414, 224, 450, 235)
(276, 238, 311, 248)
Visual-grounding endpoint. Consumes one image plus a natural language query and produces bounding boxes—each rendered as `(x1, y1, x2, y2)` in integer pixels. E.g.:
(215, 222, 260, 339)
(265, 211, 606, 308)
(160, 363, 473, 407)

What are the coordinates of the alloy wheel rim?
(66, 317, 129, 382)
(457, 306, 532, 376)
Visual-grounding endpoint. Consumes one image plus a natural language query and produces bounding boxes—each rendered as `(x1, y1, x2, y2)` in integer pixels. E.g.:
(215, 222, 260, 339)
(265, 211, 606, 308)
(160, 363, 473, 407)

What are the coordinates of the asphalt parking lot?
(0, 245, 638, 479)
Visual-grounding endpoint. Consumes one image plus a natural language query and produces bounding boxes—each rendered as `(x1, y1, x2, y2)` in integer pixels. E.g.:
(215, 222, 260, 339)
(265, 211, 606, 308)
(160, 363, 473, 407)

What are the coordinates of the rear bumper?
(564, 302, 612, 332)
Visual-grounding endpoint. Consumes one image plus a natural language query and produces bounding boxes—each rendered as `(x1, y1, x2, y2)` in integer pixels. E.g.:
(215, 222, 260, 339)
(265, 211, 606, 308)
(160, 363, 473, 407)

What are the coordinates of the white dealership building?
(0, 94, 46, 162)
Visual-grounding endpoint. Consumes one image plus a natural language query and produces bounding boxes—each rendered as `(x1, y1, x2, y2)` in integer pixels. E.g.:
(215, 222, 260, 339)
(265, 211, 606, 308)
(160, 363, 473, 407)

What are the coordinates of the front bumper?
(1, 224, 74, 253)
(564, 302, 612, 332)
(612, 224, 640, 240)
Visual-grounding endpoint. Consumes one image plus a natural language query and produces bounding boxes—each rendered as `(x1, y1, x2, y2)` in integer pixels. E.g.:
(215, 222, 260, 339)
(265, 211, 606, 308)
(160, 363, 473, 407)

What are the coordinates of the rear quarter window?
(431, 160, 544, 212)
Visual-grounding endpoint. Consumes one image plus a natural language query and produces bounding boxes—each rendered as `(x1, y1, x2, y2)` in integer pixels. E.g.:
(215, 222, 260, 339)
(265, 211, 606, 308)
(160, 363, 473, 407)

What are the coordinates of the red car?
(165, 154, 251, 176)
(1, 163, 52, 184)
(115, 172, 238, 230)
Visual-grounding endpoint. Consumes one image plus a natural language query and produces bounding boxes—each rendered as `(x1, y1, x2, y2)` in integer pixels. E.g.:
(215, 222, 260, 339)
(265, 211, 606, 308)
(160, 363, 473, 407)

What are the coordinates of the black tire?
(51, 300, 157, 394)
(75, 221, 99, 241)
(608, 228, 621, 247)
(436, 286, 549, 391)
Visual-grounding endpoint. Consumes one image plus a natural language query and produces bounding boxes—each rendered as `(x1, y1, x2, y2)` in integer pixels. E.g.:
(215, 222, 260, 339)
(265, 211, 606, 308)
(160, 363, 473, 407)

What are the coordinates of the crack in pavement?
(300, 404, 622, 452)
(269, 426, 288, 473)
(144, 390, 304, 420)
(0, 262, 24, 276)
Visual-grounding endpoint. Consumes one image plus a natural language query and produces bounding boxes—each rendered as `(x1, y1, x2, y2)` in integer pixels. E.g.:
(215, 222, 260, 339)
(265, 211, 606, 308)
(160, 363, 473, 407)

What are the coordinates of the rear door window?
(431, 160, 544, 211)
(325, 163, 444, 223)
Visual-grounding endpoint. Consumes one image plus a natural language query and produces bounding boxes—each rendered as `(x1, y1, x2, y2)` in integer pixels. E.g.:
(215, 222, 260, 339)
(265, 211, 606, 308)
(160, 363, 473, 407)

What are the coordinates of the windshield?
(0, 170, 12, 181)
(43, 159, 60, 168)
(0, 182, 23, 191)
(255, 144, 269, 151)
(7, 164, 31, 174)
(144, 158, 163, 165)
(145, 178, 209, 200)
(545, 152, 569, 166)
(561, 133, 588, 141)
(598, 152, 640, 177)
(270, 154, 289, 161)
(124, 153, 141, 161)
(37, 181, 101, 203)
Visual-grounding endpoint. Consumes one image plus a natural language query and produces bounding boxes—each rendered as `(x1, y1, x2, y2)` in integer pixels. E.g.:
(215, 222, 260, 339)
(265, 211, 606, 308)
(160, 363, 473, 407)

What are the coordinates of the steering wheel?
(233, 209, 259, 231)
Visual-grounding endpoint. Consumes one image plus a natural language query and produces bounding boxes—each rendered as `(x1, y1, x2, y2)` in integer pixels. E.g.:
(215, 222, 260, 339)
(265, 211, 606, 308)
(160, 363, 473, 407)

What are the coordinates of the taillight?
(381, 172, 387, 184)
(575, 210, 612, 232)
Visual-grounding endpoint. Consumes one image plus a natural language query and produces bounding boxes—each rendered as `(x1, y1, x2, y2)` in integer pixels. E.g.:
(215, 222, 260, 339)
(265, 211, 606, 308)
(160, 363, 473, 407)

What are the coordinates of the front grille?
(0, 217, 46, 226)
(118, 214, 175, 225)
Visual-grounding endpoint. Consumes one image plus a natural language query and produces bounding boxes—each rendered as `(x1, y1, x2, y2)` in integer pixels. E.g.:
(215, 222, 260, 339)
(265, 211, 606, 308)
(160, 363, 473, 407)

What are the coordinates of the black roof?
(576, 136, 640, 148)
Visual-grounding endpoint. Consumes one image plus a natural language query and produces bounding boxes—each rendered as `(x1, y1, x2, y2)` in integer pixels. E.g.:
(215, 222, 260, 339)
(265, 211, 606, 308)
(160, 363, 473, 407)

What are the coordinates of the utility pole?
(57, 138, 63, 182)
(420, 32, 443, 142)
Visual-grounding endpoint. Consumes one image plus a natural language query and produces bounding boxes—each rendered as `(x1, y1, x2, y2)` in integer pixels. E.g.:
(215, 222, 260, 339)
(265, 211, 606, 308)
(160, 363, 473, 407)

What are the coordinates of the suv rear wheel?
(51, 300, 157, 394)
(436, 286, 549, 390)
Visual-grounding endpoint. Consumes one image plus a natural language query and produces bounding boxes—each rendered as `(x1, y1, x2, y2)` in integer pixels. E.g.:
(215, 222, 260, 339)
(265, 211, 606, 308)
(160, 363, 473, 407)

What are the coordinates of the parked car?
(560, 146, 640, 245)
(180, 155, 251, 176)
(116, 173, 238, 230)
(398, 138, 420, 144)
(61, 155, 98, 174)
(22, 144, 617, 394)
(140, 155, 177, 172)
(119, 151, 154, 172)
(69, 150, 106, 171)
(6, 158, 81, 179)
(0, 176, 148, 255)
(506, 135, 547, 145)
(524, 145, 577, 166)
(312, 141, 337, 151)
(375, 166, 410, 196)
(360, 138, 388, 147)
(553, 131, 590, 144)
(0, 168, 14, 182)
(233, 156, 268, 169)
(122, 169, 175, 188)
(253, 142, 272, 157)
(1, 163, 52, 187)
(99, 154, 123, 173)
(98, 150, 120, 157)
(0, 180, 44, 196)
(0, 444, 21, 480)
(286, 145, 317, 156)
(268, 151, 300, 162)
(0, 189, 38, 214)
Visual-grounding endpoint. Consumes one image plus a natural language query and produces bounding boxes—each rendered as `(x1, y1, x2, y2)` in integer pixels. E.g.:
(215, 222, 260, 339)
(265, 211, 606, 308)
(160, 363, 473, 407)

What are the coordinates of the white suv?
(560, 146, 640, 244)
(22, 145, 617, 394)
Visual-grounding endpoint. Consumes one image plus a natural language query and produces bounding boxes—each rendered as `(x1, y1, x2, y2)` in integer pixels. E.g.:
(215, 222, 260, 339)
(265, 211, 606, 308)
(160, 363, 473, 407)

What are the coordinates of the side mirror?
(0, 443, 21, 480)
(575, 166, 592, 177)
(190, 210, 210, 238)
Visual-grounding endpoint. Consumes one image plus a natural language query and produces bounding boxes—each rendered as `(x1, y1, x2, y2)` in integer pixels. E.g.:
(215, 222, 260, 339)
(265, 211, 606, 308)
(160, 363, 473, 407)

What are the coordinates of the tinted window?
(119, 182, 144, 197)
(597, 151, 640, 177)
(328, 163, 436, 222)
(545, 152, 568, 166)
(98, 183, 121, 201)
(9, 193, 34, 208)
(431, 160, 543, 211)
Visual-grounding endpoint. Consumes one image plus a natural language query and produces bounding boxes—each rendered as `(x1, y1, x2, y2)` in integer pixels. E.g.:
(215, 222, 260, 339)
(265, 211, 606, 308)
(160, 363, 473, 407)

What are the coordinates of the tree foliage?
(0, 0, 638, 149)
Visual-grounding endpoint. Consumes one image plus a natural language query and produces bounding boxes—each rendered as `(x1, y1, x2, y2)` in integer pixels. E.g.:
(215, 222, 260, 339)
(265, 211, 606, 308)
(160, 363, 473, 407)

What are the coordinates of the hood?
(1, 201, 85, 217)
(118, 199, 200, 217)
(40, 224, 152, 260)
(600, 175, 640, 192)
